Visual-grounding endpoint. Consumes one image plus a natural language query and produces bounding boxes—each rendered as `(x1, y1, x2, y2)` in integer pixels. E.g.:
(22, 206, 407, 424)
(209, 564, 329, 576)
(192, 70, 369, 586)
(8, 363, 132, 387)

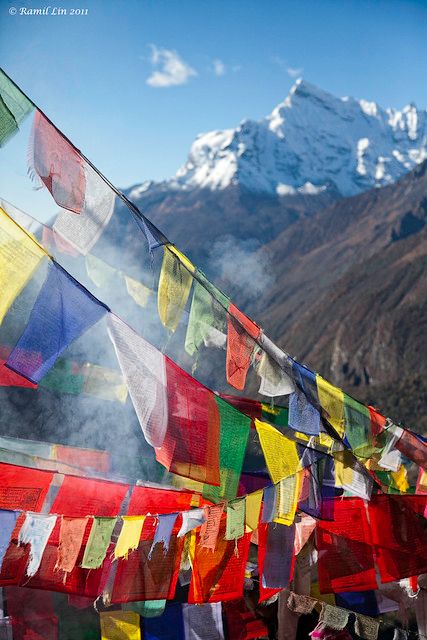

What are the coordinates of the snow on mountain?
(159, 79, 427, 197)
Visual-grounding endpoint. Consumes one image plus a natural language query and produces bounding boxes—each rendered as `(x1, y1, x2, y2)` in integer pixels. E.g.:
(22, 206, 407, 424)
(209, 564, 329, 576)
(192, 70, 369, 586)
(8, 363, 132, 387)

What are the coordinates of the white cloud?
(287, 67, 303, 78)
(146, 45, 197, 88)
(212, 59, 226, 76)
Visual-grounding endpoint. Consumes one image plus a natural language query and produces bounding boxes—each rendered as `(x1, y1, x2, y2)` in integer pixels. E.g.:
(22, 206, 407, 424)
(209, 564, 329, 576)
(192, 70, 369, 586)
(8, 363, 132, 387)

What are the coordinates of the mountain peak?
(158, 83, 427, 196)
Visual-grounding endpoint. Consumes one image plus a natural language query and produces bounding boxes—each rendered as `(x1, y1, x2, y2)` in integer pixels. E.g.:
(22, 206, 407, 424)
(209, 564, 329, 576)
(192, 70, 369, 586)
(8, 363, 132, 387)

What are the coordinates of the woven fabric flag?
(185, 280, 227, 357)
(226, 304, 260, 390)
(202, 396, 251, 503)
(124, 599, 166, 618)
(0, 69, 34, 146)
(334, 451, 373, 500)
(200, 504, 224, 550)
(6, 259, 107, 383)
(261, 485, 277, 524)
(245, 490, 263, 531)
(148, 513, 179, 559)
(107, 314, 168, 448)
(114, 516, 145, 560)
(291, 361, 319, 409)
(100, 611, 141, 640)
(18, 512, 57, 577)
(177, 509, 206, 538)
(85, 253, 116, 288)
(225, 498, 245, 540)
(133, 212, 167, 254)
(395, 428, 427, 470)
(261, 522, 295, 589)
(56, 516, 88, 573)
(274, 472, 303, 526)
(158, 245, 194, 332)
(354, 613, 380, 640)
(156, 358, 221, 486)
(53, 163, 116, 254)
(0, 509, 19, 570)
(81, 517, 117, 570)
(30, 110, 86, 214)
(182, 603, 225, 640)
(0, 206, 48, 324)
(343, 395, 373, 456)
(255, 420, 300, 484)
(316, 375, 345, 437)
(143, 602, 185, 639)
(125, 274, 151, 308)
(319, 603, 349, 630)
(288, 389, 321, 436)
(257, 351, 295, 398)
(82, 361, 128, 404)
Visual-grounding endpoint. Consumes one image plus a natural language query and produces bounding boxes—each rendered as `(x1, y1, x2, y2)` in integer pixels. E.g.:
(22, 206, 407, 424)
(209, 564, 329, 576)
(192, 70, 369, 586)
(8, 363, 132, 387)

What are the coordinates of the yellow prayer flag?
(85, 254, 116, 288)
(316, 375, 345, 438)
(245, 490, 263, 531)
(334, 452, 353, 489)
(100, 611, 141, 640)
(158, 245, 193, 332)
(391, 465, 410, 493)
(125, 274, 151, 308)
(168, 244, 195, 274)
(114, 516, 145, 560)
(0, 207, 48, 324)
(255, 419, 300, 484)
(274, 471, 303, 526)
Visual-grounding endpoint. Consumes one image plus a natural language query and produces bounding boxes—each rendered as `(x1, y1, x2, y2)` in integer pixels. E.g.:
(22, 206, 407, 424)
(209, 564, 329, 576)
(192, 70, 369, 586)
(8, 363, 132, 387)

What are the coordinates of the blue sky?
(1, 0, 427, 201)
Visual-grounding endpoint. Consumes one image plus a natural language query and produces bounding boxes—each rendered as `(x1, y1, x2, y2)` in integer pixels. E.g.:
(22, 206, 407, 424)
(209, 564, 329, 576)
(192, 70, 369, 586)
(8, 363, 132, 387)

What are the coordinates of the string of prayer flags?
(202, 396, 251, 503)
(17, 512, 57, 577)
(81, 517, 117, 570)
(182, 603, 225, 640)
(288, 389, 321, 436)
(316, 375, 345, 438)
(178, 509, 206, 538)
(185, 280, 227, 357)
(255, 420, 300, 484)
(114, 516, 145, 560)
(226, 304, 260, 390)
(225, 498, 245, 540)
(6, 259, 108, 383)
(0, 510, 19, 570)
(100, 611, 141, 640)
(0, 69, 34, 146)
(200, 504, 224, 550)
(158, 245, 194, 332)
(56, 516, 88, 574)
(257, 350, 295, 398)
(30, 110, 86, 214)
(107, 314, 168, 447)
(0, 206, 48, 324)
(53, 163, 116, 254)
(149, 513, 179, 559)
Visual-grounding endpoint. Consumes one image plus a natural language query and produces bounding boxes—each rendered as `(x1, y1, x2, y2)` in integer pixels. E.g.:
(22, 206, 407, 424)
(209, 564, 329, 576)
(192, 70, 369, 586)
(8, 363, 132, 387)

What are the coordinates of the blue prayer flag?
(143, 603, 184, 640)
(0, 509, 19, 569)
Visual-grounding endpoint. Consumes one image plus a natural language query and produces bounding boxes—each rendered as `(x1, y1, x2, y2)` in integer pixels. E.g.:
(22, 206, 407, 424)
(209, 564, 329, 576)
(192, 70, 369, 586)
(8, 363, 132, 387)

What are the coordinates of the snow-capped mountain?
(139, 79, 427, 197)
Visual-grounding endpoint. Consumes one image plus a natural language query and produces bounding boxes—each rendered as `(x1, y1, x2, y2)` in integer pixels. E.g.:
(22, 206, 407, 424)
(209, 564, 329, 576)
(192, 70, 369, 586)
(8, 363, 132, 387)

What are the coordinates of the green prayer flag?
(343, 395, 373, 456)
(124, 600, 166, 618)
(0, 70, 33, 147)
(81, 517, 117, 569)
(261, 403, 289, 427)
(39, 359, 85, 395)
(195, 269, 230, 310)
(203, 396, 250, 503)
(185, 281, 227, 356)
(225, 498, 245, 540)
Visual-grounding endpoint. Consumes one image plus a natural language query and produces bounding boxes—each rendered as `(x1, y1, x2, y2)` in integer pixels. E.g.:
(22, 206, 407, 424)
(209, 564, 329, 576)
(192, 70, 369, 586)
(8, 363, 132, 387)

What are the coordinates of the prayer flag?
(0, 69, 34, 146)
(18, 512, 57, 577)
(56, 516, 88, 573)
(6, 260, 108, 383)
(185, 281, 227, 357)
(291, 361, 319, 409)
(245, 491, 263, 531)
(143, 602, 185, 639)
(108, 314, 168, 447)
(200, 504, 224, 550)
(0, 206, 48, 324)
(226, 304, 260, 390)
(255, 419, 300, 484)
(288, 389, 321, 436)
(274, 472, 303, 526)
(158, 245, 193, 332)
(115, 516, 145, 560)
(125, 274, 151, 308)
(0, 510, 19, 570)
(81, 517, 117, 570)
(149, 513, 179, 559)
(343, 395, 373, 456)
(225, 498, 245, 540)
(316, 375, 345, 437)
(177, 509, 206, 538)
(182, 603, 225, 640)
(257, 351, 295, 397)
(261, 522, 295, 589)
(100, 611, 141, 640)
(261, 485, 277, 524)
